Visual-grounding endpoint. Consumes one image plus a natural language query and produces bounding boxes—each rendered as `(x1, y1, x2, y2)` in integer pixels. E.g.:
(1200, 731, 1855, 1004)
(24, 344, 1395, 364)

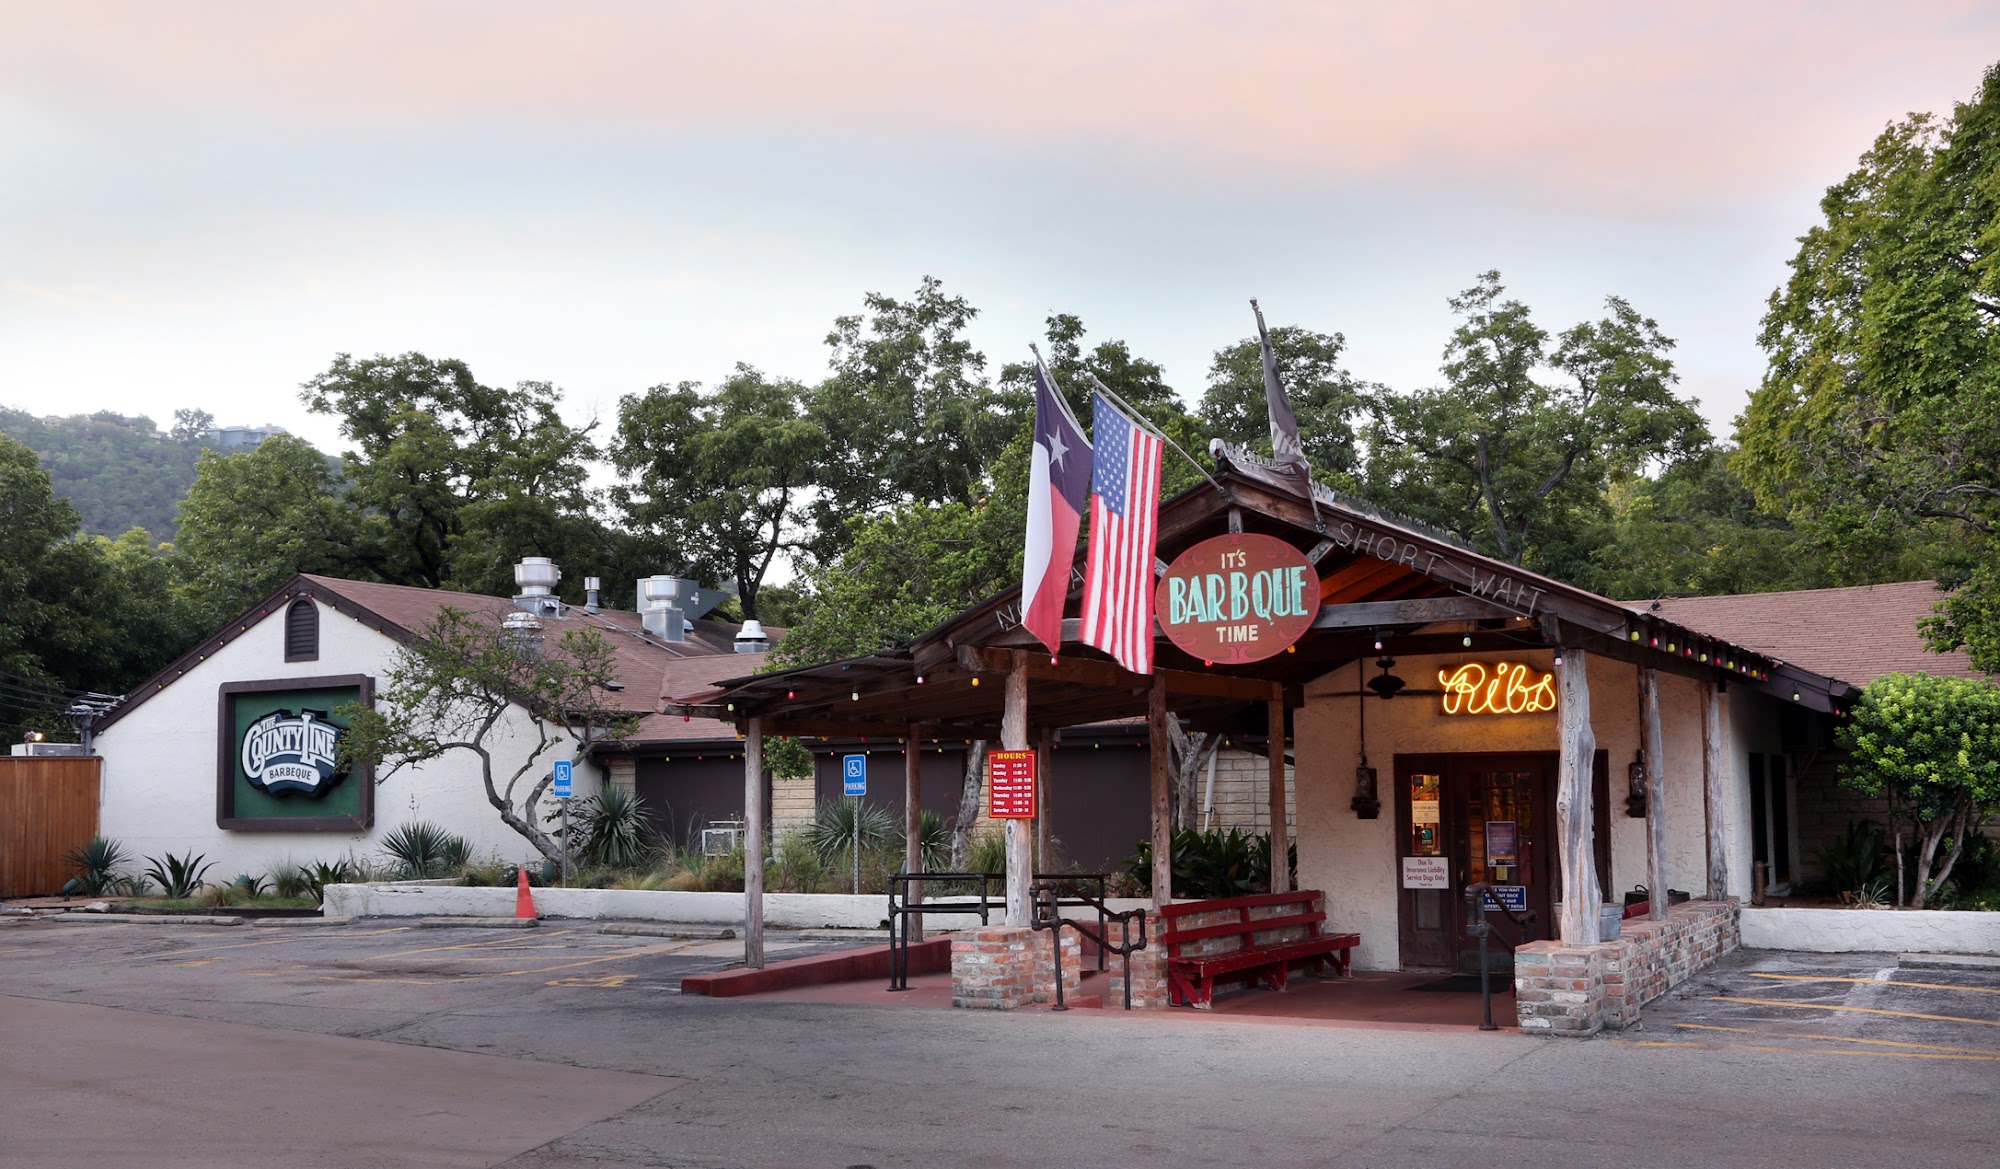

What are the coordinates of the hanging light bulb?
(786, 690, 795, 700)
(851, 690, 860, 701)
(971, 677, 980, 687)
(1462, 635, 1472, 648)
(1373, 638, 1384, 652)
(1553, 652, 1565, 667)
(916, 674, 925, 684)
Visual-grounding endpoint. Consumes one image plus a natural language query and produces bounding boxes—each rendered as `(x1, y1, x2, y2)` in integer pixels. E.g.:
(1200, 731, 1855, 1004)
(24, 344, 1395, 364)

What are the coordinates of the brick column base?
(1029, 928, 1082, 1004)
(951, 926, 1038, 1009)
(1106, 946, 1170, 1010)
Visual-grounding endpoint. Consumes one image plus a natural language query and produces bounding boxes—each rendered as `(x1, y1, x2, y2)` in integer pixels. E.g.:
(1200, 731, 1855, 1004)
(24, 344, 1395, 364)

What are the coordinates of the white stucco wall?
(96, 596, 604, 882)
(1294, 648, 1741, 971)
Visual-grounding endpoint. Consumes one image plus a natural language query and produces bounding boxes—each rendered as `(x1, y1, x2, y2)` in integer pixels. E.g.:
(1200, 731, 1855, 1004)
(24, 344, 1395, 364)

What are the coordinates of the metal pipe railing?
(1463, 881, 1539, 1031)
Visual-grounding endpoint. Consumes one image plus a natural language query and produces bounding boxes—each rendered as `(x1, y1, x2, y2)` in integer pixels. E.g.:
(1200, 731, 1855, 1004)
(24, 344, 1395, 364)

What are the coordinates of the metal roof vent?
(639, 575, 686, 643)
(512, 557, 566, 617)
(502, 609, 544, 657)
(734, 620, 768, 654)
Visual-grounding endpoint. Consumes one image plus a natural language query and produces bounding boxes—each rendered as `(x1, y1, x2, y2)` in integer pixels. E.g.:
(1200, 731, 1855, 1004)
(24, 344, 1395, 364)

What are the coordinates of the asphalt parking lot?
(4, 917, 1996, 1169)
(1623, 947, 2000, 1062)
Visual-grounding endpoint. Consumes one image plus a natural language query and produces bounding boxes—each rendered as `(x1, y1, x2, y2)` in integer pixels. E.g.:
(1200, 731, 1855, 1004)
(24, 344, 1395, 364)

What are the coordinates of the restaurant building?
(680, 443, 1868, 1033)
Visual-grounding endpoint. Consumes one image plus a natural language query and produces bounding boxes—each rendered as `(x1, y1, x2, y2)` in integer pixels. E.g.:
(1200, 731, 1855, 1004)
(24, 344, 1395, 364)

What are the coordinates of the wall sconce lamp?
(1625, 750, 1648, 818)
(1352, 760, 1381, 819)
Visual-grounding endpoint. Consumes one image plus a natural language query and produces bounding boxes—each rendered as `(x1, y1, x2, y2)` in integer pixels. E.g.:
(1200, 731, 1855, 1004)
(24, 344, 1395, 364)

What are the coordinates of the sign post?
(843, 754, 867, 895)
(553, 760, 574, 888)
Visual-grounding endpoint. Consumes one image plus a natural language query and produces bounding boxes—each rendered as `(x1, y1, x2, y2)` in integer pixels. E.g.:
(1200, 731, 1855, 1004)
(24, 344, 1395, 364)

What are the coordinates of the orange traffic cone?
(515, 866, 538, 920)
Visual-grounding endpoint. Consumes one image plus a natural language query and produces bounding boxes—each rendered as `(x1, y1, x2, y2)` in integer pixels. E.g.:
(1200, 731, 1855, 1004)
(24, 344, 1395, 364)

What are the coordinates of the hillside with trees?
(0, 406, 212, 538)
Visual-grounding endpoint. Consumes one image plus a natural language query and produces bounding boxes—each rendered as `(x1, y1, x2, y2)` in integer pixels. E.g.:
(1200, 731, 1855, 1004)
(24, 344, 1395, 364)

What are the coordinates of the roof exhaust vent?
(639, 575, 687, 643)
(512, 557, 566, 617)
(735, 619, 768, 654)
(584, 576, 601, 615)
(502, 609, 544, 657)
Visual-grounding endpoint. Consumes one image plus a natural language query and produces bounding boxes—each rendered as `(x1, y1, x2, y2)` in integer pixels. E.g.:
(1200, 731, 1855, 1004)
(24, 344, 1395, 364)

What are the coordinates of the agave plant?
(380, 821, 469, 878)
(271, 865, 311, 899)
(65, 836, 131, 897)
(299, 858, 354, 901)
(142, 851, 218, 899)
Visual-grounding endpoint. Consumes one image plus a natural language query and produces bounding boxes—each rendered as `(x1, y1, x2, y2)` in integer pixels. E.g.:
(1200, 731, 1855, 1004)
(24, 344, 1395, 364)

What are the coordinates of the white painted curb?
(1741, 907, 2000, 955)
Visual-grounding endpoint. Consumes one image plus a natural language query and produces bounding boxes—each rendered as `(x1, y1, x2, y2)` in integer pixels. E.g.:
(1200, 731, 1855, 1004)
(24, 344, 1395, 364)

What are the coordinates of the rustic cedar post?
(743, 717, 765, 970)
(1702, 682, 1730, 900)
(1640, 668, 1670, 922)
(1002, 654, 1032, 927)
(1148, 674, 1172, 907)
(1267, 684, 1291, 894)
(1555, 647, 1601, 944)
(1035, 726, 1054, 870)
(905, 722, 923, 939)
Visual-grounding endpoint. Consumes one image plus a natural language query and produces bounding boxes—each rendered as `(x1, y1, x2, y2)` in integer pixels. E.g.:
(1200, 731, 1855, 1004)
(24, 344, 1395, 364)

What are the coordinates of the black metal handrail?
(1031, 879, 1149, 1011)
(884, 871, 1113, 991)
(1464, 881, 1539, 1032)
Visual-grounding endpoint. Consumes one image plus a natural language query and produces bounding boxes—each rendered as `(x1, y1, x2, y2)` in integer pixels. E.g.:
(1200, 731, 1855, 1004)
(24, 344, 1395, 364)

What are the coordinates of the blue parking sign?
(842, 754, 867, 797)
(553, 759, 573, 799)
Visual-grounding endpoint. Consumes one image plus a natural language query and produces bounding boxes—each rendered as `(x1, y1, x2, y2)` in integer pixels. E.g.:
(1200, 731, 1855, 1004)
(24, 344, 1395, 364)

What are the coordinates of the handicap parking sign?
(842, 754, 867, 797)
(553, 759, 573, 799)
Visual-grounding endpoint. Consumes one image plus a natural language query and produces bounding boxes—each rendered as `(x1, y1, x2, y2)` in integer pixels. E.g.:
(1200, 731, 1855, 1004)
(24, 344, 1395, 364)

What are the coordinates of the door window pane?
(1410, 773, 1442, 856)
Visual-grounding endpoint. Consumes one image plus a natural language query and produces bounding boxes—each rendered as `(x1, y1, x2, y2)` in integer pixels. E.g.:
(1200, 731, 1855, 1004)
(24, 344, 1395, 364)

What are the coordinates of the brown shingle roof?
(1638, 581, 1981, 688)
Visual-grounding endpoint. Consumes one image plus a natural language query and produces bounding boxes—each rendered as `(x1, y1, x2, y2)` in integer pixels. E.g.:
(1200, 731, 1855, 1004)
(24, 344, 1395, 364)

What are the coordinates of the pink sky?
(3, 2, 1995, 451)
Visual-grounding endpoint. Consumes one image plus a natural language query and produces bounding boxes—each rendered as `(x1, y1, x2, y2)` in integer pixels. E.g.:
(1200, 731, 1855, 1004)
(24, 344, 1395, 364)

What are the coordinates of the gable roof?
(1641, 581, 1982, 688)
(93, 573, 773, 744)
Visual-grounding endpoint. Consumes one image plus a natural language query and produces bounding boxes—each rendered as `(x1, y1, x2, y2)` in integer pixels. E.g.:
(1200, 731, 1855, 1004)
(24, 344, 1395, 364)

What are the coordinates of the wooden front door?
(1395, 753, 1558, 972)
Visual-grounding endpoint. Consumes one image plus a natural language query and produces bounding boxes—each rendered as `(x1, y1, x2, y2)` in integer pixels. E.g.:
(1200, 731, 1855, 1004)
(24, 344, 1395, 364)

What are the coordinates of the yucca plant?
(141, 851, 217, 900)
(66, 837, 131, 896)
(380, 821, 469, 878)
(801, 799, 901, 865)
(574, 786, 652, 868)
(917, 809, 951, 872)
(271, 865, 311, 899)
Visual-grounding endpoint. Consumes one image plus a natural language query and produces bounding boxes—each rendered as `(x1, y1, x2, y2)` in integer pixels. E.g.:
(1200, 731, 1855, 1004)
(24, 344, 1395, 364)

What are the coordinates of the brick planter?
(1029, 928, 1082, 1004)
(1515, 899, 1739, 1037)
(1106, 946, 1170, 1010)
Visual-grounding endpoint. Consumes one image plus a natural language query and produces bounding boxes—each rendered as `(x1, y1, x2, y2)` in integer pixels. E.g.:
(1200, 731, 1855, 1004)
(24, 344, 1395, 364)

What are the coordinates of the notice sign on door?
(1402, 856, 1450, 889)
(1485, 820, 1518, 866)
(987, 750, 1037, 819)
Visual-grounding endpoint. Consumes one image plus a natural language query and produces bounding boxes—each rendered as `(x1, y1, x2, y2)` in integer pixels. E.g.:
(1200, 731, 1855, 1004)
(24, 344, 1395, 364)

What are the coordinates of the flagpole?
(1082, 373, 1229, 499)
(1249, 297, 1326, 531)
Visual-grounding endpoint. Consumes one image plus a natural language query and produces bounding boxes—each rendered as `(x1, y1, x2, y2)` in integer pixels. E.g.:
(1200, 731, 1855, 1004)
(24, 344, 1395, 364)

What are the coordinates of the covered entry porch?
(677, 446, 1828, 1032)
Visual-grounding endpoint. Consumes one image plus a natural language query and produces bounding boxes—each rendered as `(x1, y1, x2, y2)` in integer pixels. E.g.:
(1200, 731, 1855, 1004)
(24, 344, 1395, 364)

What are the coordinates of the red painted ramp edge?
(680, 937, 953, 998)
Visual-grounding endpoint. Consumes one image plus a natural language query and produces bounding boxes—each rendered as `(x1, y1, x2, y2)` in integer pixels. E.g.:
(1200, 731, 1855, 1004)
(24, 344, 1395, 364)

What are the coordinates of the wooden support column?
(1702, 682, 1730, 900)
(1640, 668, 1669, 922)
(1148, 674, 1172, 907)
(1555, 648, 1601, 944)
(1035, 726, 1054, 870)
(743, 717, 765, 970)
(1266, 685, 1291, 894)
(1002, 657, 1032, 927)
(905, 722, 923, 938)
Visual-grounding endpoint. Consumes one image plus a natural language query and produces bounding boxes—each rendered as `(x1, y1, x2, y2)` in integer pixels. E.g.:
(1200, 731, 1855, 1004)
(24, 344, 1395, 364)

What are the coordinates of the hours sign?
(1154, 533, 1320, 664)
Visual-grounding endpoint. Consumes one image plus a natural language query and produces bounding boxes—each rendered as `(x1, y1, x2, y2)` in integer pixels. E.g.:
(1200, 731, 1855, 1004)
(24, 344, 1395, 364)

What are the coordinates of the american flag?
(1080, 391, 1164, 674)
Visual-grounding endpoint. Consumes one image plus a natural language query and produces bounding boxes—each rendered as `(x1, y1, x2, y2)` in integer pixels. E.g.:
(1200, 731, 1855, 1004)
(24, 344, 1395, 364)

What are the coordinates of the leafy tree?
(1837, 673, 2000, 908)
(1364, 271, 1707, 572)
(1576, 451, 1820, 600)
(340, 607, 637, 865)
(1741, 63, 2000, 673)
(301, 353, 606, 594)
(174, 435, 366, 623)
(170, 408, 214, 445)
(1200, 323, 1373, 481)
(808, 277, 1018, 545)
(612, 365, 825, 620)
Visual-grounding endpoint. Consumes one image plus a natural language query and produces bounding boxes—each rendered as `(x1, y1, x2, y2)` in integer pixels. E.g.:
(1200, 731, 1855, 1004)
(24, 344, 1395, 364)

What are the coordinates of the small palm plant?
(65, 836, 131, 896)
(801, 799, 901, 864)
(142, 851, 217, 899)
(574, 786, 652, 868)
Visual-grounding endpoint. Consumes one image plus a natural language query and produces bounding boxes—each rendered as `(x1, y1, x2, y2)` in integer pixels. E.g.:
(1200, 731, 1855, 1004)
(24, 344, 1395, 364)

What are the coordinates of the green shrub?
(700, 847, 746, 893)
(272, 865, 311, 899)
(773, 830, 825, 894)
(1815, 819, 1890, 898)
(64, 836, 131, 896)
(300, 858, 355, 901)
(801, 799, 901, 865)
(572, 786, 652, 868)
(1123, 827, 1290, 899)
(141, 852, 215, 900)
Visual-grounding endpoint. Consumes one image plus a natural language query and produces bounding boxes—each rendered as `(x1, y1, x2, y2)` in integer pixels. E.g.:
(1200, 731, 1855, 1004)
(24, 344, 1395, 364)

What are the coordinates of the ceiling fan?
(1325, 655, 1449, 700)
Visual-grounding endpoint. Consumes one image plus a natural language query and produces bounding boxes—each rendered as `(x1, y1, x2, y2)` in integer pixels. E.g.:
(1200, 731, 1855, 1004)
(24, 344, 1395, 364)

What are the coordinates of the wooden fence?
(0, 756, 101, 897)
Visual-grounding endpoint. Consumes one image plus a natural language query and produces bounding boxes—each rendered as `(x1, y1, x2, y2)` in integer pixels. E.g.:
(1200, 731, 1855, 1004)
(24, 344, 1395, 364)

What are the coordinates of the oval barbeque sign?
(1154, 533, 1320, 664)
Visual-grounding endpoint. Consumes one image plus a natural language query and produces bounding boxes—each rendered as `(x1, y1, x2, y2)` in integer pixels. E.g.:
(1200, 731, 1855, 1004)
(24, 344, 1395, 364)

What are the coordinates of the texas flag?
(1022, 362, 1092, 654)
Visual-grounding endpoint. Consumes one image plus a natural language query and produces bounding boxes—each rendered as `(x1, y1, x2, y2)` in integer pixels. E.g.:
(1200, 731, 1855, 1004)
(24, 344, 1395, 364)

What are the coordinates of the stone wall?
(1514, 899, 1739, 1036)
(950, 925, 1039, 1009)
(771, 773, 816, 842)
(1201, 749, 1296, 836)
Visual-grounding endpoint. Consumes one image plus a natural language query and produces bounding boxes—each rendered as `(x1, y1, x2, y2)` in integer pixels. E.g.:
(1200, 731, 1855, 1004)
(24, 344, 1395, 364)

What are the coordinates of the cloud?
(4, 1, 1994, 206)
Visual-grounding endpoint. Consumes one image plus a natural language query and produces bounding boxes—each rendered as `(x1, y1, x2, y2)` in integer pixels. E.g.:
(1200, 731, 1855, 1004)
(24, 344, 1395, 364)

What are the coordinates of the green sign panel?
(218, 676, 374, 831)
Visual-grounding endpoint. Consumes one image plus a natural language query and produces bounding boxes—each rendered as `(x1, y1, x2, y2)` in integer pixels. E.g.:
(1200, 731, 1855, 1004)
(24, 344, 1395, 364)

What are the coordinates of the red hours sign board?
(987, 750, 1038, 819)
(1154, 533, 1321, 665)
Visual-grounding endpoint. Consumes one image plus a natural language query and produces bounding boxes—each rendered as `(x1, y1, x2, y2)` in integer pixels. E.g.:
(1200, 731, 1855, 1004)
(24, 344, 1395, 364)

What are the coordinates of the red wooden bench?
(1158, 890, 1358, 1009)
